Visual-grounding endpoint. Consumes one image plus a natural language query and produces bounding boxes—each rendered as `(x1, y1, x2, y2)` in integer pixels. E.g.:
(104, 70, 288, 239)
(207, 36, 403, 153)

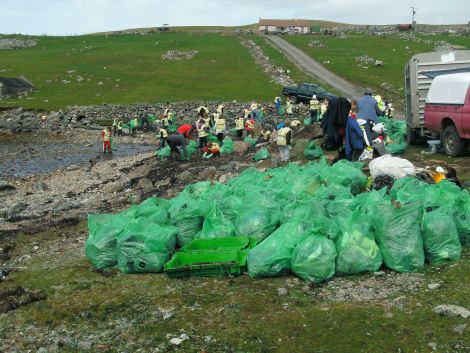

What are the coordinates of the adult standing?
(309, 95, 320, 123)
(215, 112, 226, 146)
(235, 115, 245, 140)
(277, 122, 292, 162)
(274, 97, 282, 115)
(357, 88, 382, 145)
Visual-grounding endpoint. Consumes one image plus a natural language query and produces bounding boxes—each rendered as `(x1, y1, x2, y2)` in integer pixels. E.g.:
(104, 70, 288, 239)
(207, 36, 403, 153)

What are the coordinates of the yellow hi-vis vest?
(161, 117, 169, 126)
(210, 143, 220, 153)
(277, 127, 291, 146)
(310, 99, 320, 110)
(103, 129, 111, 142)
(197, 124, 208, 138)
(159, 128, 168, 138)
(286, 101, 293, 114)
(235, 118, 244, 130)
(215, 118, 225, 133)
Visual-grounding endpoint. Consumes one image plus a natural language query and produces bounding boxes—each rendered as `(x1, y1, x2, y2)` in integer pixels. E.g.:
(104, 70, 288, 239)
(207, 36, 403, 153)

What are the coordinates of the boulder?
(233, 141, 250, 153)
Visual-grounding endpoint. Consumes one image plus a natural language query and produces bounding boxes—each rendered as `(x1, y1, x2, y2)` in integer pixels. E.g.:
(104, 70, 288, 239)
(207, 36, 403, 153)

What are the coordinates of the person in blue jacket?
(345, 101, 364, 161)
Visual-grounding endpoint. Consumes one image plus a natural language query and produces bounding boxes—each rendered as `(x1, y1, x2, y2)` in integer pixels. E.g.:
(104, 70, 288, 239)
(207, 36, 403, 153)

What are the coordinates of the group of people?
(321, 88, 393, 162)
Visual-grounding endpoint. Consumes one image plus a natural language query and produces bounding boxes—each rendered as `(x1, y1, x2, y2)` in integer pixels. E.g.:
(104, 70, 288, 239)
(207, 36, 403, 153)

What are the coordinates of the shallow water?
(0, 142, 155, 178)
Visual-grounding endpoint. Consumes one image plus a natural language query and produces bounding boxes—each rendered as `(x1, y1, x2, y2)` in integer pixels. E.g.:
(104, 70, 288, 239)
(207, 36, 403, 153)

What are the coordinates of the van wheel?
(289, 96, 298, 104)
(442, 125, 466, 157)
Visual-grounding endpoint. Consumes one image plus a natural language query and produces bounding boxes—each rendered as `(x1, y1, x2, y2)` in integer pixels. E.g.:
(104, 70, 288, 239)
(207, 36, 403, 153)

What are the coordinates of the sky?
(1, 0, 468, 35)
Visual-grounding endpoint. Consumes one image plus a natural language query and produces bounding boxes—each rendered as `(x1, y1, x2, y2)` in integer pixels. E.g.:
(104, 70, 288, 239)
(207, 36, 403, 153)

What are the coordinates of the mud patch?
(0, 286, 46, 313)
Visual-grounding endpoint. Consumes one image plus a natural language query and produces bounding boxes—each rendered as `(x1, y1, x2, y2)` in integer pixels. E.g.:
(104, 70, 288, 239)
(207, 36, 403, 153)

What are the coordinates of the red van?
(424, 72, 470, 156)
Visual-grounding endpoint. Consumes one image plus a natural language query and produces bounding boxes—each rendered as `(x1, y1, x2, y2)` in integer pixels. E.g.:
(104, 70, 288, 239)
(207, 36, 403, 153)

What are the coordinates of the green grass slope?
(0, 33, 280, 110)
(284, 33, 470, 106)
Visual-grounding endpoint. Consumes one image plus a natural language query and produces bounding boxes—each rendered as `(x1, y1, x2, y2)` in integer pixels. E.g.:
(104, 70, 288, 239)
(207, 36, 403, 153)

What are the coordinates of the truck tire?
(442, 125, 466, 157)
(289, 95, 298, 104)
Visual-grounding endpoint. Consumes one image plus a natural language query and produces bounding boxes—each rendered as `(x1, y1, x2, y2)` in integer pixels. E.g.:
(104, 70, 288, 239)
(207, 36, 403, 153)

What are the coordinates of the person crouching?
(202, 142, 220, 159)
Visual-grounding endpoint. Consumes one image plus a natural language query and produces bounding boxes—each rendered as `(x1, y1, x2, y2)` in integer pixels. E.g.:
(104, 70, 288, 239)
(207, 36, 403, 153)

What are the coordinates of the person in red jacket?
(101, 127, 112, 153)
(177, 124, 195, 139)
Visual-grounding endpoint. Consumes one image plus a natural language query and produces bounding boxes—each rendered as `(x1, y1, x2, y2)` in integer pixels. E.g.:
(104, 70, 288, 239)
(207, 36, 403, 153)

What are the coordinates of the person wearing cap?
(177, 123, 195, 139)
(309, 95, 320, 123)
(274, 96, 282, 115)
(357, 88, 382, 124)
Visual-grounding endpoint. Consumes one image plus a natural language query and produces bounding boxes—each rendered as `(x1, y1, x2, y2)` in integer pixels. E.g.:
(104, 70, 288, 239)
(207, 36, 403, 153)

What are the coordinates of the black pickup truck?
(282, 83, 335, 104)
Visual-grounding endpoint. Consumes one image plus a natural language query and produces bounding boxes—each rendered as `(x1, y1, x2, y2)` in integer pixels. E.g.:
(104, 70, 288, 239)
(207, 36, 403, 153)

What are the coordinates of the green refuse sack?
(196, 203, 235, 240)
(247, 220, 313, 277)
(385, 142, 407, 154)
(134, 197, 171, 225)
(254, 148, 270, 161)
(181, 140, 198, 161)
(169, 193, 205, 247)
(117, 221, 178, 274)
(208, 135, 219, 143)
(167, 125, 177, 133)
(234, 207, 280, 242)
(304, 140, 323, 160)
(335, 212, 382, 275)
(374, 203, 424, 272)
(156, 145, 171, 159)
(291, 235, 337, 283)
(148, 114, 156, 123)
(303, 117, 312, 125)
(422, 207, 461, 263)
(389, 177, 428, 205)
(85, 214, 127, 269)
(454, 196, 470, 245)
(280, 201, 325, 224)
(244, 135, 257, 146)
(220, 137, 234, 155)
(320, 159, 366, 195)
(279, 105, 286, 116)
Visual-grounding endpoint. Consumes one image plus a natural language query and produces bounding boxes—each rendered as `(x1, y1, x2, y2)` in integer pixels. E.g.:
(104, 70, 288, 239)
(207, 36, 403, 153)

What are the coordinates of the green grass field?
(284, 33, 470, 106)
(0, 33, 280, 110)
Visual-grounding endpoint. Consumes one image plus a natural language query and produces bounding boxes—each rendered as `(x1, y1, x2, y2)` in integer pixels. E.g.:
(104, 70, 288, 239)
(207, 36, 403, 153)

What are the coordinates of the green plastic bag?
(385, 142, 407, 154)
(280, 201, 325, 224)
(320, 160, 366, 195)
(135, 197, 170, 225)
(254, 148, 270, 161)
(208, 135, 219, 143)
(244, 135, 257, 146)
(422, 207, 461, 263)
(279, 105, 286, 116)
(181, 140, 198, 161)
(220, 137, 234, 155)
(335, 212, 382, 275)
(374, 203, 424, 272)
(291, 235, 337, 283)
(85, 215, 127, 269)
(304, 140, 323, 160)
(167, 125, 177, 133)
(247, 220, 313, 277)
(148, 114, 156, 123)
(234, 207, 280, 242)
(117, 221, 178, 274)
(303, 117, 312, 126)
(196, 203, 235, 239)
(454, 195, 470, 245)
(156, 145, 171, 159)
(390, 177, 428, 205)
(169, 193, 205, 247)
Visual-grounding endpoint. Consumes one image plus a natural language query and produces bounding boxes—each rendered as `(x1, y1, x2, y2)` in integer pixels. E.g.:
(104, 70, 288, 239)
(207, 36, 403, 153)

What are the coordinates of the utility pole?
(410, 6, 417, 31)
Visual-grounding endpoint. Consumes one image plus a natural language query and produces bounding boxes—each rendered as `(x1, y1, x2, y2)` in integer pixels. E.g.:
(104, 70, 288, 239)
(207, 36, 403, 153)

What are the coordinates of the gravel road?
(264, 35, 366, 99)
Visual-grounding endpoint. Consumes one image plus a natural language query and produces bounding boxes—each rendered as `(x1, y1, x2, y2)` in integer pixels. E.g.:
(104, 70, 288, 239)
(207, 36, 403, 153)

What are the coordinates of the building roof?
(0, 77, 33, 88)
(259, 19, 311, 27)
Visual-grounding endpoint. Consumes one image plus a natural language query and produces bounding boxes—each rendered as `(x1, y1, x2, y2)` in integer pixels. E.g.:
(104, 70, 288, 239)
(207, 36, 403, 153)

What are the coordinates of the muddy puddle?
(0, 142, 156, 178)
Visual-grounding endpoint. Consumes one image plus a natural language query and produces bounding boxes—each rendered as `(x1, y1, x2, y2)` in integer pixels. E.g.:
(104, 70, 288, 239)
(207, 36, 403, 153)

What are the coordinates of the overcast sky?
(2, 0, 468, 35)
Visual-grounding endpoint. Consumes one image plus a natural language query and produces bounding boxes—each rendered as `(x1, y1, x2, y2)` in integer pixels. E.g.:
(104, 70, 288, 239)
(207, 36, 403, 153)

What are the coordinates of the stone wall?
(0, 101, 311, 133)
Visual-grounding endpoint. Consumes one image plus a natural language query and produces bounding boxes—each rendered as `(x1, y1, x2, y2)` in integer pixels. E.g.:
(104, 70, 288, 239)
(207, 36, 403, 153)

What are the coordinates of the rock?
(32, 182, 49, 191)
(177, 170, 193, 182)
(162, 50, 198, 60)
(373, 271, 385, 276)
(384, 312, 394, 318)
(201, 166, 217, 180)
(277, 288, 288, 296)
(162, 311, 174, 320)
(136, 178, 153, 190)
(218, 161, 236, 172)
(37, 348, 48, 353)
(433, 305, 470, 318)
(232, 141, 250, 153)
(453, 324, 467, 335)
(428, 342, 437, 349)
(77, 340, 93, 350)
(169, 338, 184, 346)
(155, 178, 170, 188)
(204, 336, 213, 343)
(8, 201, 28, 216)
(427, 283, 440, 290)
(0, 180, 16, 192)
(218, 174, 230, 183)
(180, 333, 189, 341)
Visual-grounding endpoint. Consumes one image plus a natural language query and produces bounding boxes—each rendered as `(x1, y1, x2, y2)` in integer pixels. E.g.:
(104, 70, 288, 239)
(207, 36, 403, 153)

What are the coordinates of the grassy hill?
(284, 33, 470, 107)
(0, 33, 280, 110)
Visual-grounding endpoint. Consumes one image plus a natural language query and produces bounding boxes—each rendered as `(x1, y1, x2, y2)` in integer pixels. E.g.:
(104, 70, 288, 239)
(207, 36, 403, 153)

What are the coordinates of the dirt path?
(263, 35, 366, 99)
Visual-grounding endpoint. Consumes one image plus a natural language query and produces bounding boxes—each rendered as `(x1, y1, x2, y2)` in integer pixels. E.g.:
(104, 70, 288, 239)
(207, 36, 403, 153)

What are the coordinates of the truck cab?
(424, 73, 470, 156)
(404, 50, 470, 154)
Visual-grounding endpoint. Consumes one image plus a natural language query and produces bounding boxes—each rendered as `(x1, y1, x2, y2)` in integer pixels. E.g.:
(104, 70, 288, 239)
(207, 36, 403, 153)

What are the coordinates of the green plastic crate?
(164, 250, 248, 278)
(181, 236, 257, 252)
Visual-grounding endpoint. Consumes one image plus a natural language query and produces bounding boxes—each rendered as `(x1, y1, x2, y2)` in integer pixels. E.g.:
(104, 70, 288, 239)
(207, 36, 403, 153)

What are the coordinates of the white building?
(258, 19, 311, 34)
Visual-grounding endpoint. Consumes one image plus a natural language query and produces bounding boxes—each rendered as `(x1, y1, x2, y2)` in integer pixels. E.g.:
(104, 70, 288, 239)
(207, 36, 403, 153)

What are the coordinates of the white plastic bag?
(358, 148, 373, 161)
(369, 154, 416, 179)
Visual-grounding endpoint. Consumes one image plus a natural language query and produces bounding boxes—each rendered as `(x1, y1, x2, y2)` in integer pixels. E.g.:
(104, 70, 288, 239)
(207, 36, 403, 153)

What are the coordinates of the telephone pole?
(410, 6, 417, 31)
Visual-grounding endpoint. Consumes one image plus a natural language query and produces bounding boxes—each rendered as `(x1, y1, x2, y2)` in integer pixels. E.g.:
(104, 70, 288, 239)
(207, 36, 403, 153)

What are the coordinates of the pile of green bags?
(380, 116, 407, 154)
(254, 148, 270, 161)
(220, 137, 234, 155)
(86, 157, 469, 281)
(304, 140, 323, 160)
